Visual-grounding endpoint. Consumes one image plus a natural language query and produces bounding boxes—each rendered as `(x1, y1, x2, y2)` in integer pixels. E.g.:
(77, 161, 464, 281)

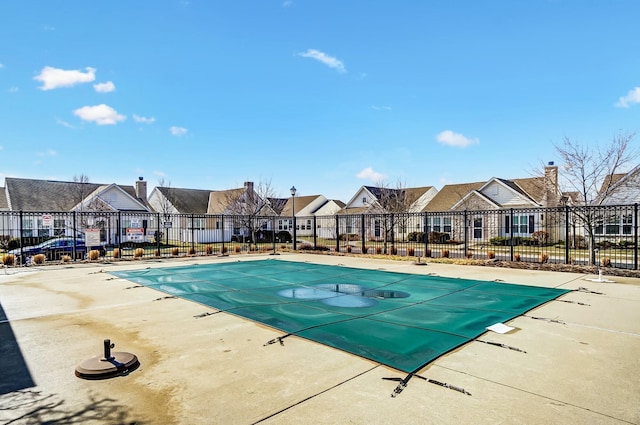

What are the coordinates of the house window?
(507, 215, 534, 235)
(362, 197, 367, 204)
(443, 217, 452, 233)
(374, 219, 381, 237)
(22, 218, 33, 237)
(623, 214, 633, 235)
(54, 218, 66, 236)
(189, 218, 205, 231)
(605, 213, 620, 235)
(306, 219, 311, 230)
(473, 217, 482, 239)
(37, 218, 50, 237)
(433, 217, 441, 232)
(215, 221, 220, 229)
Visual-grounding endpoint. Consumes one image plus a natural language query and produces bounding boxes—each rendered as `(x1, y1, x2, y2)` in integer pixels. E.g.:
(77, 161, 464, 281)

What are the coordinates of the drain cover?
(75, 339, 140, 380)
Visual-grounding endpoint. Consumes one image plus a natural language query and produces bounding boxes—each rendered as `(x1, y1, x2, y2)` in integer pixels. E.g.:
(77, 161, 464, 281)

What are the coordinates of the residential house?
(591, 164, 640, 240)
(279, 195, 334, 239)
(1, 177, 152, 244)
(147, 185, 212, 243)
(313, 199, 346, 239)
(423, 163, 564, 243)
(207, 182, 278, 243)
(340, 185, 438, 241)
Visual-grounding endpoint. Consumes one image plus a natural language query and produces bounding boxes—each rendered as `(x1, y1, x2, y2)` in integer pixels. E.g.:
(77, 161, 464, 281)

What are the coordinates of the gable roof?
(4, 177, 149, 212)
(157, 187, 211, 214)
(423, 182, 485, 212)
(6, 178, 104, 211)
(511, 177, 546, 203)
(281, 195, 323, 216)
(451, 189, 502, 210)
(207, 188, 244, 214)
(599, 173, 626, 195)
(266, 197, 288, 215)
(0, 187, 8, 210)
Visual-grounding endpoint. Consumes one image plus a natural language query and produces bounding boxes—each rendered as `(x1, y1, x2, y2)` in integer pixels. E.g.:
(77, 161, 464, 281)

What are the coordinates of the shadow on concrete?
(0, 389, 145, 424)
(0, 300, 35, 395)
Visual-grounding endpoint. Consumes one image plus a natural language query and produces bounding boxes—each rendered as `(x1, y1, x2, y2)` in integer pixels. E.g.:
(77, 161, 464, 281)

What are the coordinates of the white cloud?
(73, 104, 126, 125)
(0, 63, 4, 69)
(56, 118, 75, 128)
(435, 130, 479, 148)
(0, 145, 3, 151)
(371, 105, 392, 111)
(298, 49, 346, 73)
(356, 167, 387, 182)
(34, 66, 96, 90)
(170, 126, 188, 136)
(153, 170, 167, 177)
(43, 24, 55, 31)
(8, 86, 18, 93)
(282, 0, 293, 7)
(94, 81, 115, 93)
(133, 114, 156, 124)
(615, 87, 640, 108)
(37, 149, 57, 157)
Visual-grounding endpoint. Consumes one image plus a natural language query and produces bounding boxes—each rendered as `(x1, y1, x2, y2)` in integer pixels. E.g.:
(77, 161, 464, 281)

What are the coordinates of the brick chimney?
(135, 177, 148, 201)
(243, 181, 254, 192)
(543, 162, 559, 207)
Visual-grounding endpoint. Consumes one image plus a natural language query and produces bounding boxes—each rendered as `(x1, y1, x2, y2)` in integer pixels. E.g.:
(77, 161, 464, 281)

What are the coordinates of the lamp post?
(290, 186, 297, 250)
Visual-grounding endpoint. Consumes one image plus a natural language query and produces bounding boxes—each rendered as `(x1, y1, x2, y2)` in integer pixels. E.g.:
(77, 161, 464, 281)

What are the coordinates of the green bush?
(618, 240, 634, 248)
(490, 236, 510, 246)
(338, 233, 360, 241)
(7, 238, 21, 250)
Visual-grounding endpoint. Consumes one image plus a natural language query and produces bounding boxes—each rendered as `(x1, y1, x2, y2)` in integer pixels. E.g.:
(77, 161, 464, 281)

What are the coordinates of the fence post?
(19, 211, 24, 261)
(71, 211, 78, 261)
(423, 212, 428, 257)
(335, 215, 340, 252)
(313, 215, 318, 250)
(156, 213, 161, 256)
(463, 210, 468, 256)
(635, 203, 638, 270)
(565, 206, 570, 264)
(221, 215, 225, 254)
(360, 214, 365, 253)
(117, 211, 122, 252)
(390, 213, 395, 253)
(509, 208, 514, 261)
(191, 214, 195, 253)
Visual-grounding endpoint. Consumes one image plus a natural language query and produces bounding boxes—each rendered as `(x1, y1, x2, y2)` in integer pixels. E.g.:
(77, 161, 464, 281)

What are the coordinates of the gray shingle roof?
(157, 187, 211, 214)
(5, 177, 148, 212)
(0, 187, 8, 210)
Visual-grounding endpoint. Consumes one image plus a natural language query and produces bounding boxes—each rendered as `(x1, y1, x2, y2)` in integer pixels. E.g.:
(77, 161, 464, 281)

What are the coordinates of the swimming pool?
(111, 259, 569, 373)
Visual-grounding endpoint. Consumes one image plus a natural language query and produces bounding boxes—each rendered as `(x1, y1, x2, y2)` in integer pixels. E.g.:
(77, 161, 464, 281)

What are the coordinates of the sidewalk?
(1, 254, 639, 424)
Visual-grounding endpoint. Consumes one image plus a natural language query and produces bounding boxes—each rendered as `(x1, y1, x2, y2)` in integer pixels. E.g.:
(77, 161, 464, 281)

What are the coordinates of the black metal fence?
(1, 204, 638, 269)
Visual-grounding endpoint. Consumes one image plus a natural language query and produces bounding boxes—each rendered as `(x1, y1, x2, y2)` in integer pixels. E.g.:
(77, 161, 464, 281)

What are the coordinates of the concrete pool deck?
(1, 254, 639, 424)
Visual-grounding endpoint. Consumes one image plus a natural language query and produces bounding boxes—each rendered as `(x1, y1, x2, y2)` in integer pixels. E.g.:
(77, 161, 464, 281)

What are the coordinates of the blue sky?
(1, 1, 639, 202)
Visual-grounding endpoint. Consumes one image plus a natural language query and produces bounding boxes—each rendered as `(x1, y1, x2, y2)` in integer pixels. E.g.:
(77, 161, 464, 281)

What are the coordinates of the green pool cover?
(111, 260, 570, 373)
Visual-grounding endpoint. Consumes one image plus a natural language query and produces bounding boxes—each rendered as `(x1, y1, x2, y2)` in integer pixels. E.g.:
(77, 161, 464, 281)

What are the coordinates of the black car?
(8, 237, 105, 263)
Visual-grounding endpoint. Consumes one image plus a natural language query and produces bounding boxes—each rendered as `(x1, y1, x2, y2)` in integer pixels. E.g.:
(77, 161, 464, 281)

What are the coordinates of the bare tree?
(72, 174, 91, 211)
(370, 179, 414, 254)
(156, 178, 175, 244)
(224, 180, 277, 244)
(555, 131, 638, 264)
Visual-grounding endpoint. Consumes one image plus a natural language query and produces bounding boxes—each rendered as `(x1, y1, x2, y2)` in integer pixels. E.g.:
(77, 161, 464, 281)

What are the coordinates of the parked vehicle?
(8, 237, 105, 263)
